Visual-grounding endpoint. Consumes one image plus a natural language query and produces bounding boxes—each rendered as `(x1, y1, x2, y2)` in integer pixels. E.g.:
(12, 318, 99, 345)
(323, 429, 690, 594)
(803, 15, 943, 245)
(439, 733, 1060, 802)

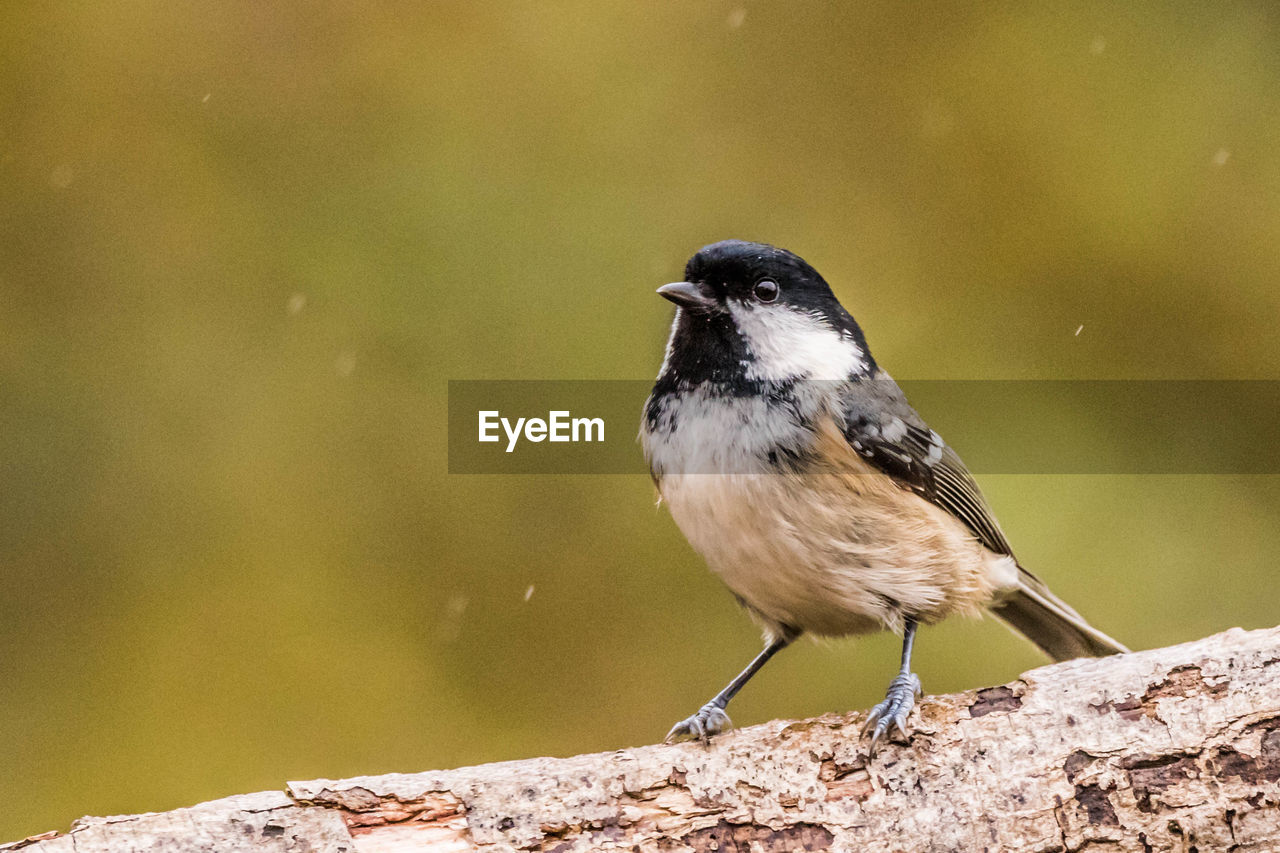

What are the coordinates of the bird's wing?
(836, 374, 1131, 660)
(837, 373, 1015, 558)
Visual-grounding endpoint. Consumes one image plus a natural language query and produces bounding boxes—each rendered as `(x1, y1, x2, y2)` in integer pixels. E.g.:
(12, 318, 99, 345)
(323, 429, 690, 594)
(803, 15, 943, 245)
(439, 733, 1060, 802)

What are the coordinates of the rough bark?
(8, 626, 1280, 853)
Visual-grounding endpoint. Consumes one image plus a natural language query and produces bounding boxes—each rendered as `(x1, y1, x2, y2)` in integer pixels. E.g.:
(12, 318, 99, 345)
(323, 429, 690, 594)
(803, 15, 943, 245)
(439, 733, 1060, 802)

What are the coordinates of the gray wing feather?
(837, 373, 1128, 660)
(839, 374, 1014, 556)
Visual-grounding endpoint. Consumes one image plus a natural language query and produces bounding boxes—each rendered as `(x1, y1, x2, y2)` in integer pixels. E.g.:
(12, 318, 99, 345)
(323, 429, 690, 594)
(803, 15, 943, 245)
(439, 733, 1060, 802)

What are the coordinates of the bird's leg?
(862, 618, 923, 754)
(665, 634, 795, 744)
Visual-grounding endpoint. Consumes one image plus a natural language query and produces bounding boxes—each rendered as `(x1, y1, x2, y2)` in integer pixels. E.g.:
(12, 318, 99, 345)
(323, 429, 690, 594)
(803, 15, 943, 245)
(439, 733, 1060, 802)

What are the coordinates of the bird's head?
(656, 240, 874, 384)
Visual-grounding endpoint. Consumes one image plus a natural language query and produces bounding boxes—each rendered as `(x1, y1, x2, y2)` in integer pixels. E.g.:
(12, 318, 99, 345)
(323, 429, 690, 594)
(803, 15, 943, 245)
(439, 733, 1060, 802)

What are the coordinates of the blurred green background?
(4, 0, 1280, 841)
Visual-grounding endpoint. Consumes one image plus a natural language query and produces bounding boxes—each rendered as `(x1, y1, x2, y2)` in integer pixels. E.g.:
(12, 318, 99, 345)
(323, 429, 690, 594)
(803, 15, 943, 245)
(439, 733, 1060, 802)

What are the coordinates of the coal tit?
(640, 239, 1127, 751)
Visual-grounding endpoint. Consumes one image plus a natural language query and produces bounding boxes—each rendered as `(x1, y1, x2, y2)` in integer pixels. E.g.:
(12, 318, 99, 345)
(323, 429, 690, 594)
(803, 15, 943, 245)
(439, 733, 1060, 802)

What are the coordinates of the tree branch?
(9, 626, 1280, 852)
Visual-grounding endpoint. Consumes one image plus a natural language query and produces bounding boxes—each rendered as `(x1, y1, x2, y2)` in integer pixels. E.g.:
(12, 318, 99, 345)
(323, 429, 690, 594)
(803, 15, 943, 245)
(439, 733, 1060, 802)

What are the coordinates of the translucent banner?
(447, 380, 1280, 475)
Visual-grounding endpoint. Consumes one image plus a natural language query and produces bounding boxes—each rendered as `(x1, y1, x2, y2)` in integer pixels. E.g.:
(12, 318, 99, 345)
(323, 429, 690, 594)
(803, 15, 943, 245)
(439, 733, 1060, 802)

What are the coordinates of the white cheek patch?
(728, 301, 867, 381)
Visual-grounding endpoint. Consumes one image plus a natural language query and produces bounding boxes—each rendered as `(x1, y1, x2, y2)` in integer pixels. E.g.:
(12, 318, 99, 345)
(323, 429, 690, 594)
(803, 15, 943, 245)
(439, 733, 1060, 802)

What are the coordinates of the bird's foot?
(665, 702, 732, 744)
(862, 671, 922, 755)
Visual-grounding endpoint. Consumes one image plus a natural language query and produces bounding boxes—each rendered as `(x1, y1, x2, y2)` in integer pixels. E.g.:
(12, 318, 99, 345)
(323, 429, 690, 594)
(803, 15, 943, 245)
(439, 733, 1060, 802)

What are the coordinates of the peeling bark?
(8, 626, 1280, 852)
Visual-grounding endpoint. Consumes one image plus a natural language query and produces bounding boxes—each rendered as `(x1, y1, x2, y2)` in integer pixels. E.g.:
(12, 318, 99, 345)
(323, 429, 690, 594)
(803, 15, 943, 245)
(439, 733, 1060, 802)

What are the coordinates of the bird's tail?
(989, 566, 1129, 662)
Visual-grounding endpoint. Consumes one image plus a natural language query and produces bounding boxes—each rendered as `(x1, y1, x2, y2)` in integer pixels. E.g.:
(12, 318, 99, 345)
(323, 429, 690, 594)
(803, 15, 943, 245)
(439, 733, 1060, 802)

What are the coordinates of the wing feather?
(836, 373, 1127, 659)
(839, 374, 1014, 557)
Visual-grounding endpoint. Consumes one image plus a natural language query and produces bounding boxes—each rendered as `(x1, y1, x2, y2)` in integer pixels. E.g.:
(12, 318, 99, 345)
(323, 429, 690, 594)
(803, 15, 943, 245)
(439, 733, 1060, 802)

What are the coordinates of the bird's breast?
(642, 392, 1013, 637)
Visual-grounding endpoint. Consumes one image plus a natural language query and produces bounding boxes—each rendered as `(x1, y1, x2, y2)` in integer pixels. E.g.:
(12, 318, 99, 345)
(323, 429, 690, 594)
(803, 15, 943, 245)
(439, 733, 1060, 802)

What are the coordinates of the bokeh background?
(4, 1, 1280, 841)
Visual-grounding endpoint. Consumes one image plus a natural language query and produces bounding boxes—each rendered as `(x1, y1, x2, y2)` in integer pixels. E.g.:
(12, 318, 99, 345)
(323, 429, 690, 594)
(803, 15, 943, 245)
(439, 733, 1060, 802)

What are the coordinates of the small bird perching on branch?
(640, 239, 1127, 751)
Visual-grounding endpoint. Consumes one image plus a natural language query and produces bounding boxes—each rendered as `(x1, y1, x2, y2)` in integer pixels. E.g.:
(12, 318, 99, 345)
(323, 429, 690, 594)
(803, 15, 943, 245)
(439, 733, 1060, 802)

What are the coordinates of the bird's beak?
(656, 281, 717, 312)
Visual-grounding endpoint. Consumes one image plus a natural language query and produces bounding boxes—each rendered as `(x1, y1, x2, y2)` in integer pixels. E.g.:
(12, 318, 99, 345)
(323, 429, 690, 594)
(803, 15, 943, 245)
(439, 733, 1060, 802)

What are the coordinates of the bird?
(639, 239, 1128, 752)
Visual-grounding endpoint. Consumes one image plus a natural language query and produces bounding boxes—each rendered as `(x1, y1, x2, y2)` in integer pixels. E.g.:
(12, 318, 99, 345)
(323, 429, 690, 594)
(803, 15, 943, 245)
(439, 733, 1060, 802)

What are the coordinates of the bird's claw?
(861, 672, 922, 755)
(665, 702, 732, 744)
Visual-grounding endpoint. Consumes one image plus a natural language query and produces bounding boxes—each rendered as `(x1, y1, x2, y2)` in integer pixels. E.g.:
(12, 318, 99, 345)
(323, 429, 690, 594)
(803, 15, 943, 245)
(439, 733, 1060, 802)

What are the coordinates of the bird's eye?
(753, 279, 779, 302)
